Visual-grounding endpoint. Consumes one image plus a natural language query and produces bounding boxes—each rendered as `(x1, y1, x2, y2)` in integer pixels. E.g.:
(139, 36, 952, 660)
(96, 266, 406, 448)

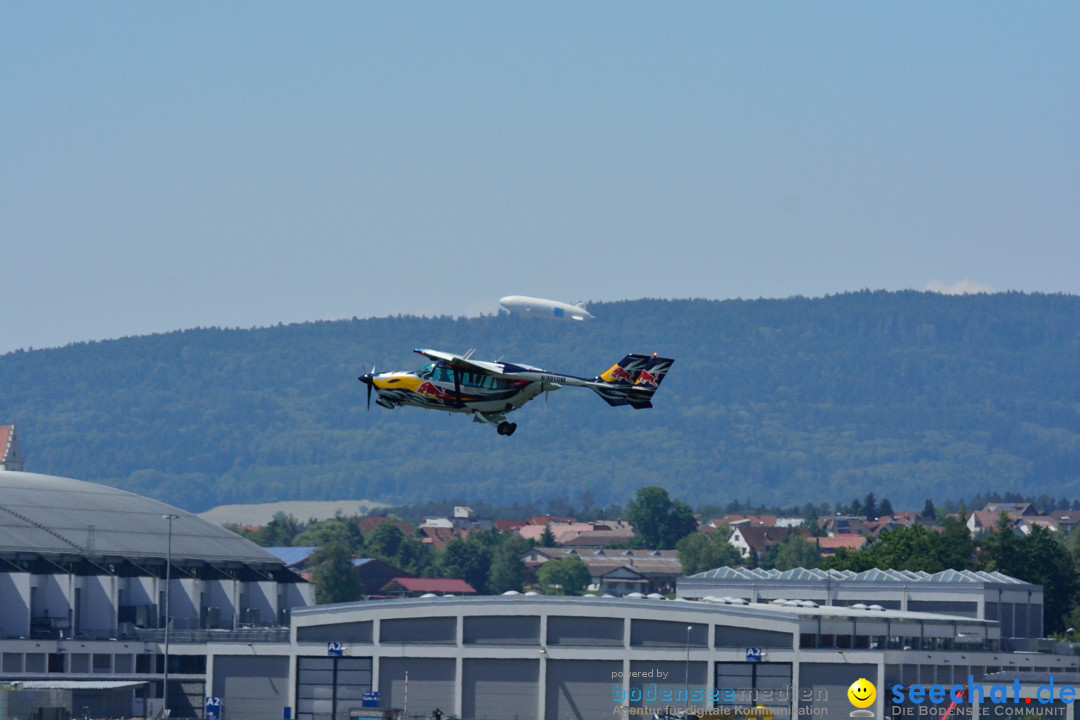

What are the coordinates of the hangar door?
(546, 659, 621, 720)
(463, 659, 539, 720)
(214, 656, 289, 720)
(379, 658, 456, 717)
(798, 662, 877, 720)
(296, 656, 373, 720)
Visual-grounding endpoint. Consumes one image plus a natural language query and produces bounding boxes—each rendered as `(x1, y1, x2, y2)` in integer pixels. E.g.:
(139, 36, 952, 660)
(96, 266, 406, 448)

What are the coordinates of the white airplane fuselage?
(499, 295, 594, 321)
(360, 348, 673, 435)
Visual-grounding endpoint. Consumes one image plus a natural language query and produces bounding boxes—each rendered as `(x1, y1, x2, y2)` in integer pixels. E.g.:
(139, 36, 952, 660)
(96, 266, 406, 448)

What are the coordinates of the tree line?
(3, 291, 1078, 512)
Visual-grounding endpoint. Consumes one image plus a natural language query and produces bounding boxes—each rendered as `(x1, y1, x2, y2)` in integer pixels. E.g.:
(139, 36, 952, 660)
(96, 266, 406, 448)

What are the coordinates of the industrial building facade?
(283, 594, 1080, 720)
(679, 566, 1046, 642)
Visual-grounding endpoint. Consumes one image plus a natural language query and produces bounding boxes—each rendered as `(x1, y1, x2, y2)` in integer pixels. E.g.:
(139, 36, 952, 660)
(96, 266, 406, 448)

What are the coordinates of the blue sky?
(2, 2, 1077, 354)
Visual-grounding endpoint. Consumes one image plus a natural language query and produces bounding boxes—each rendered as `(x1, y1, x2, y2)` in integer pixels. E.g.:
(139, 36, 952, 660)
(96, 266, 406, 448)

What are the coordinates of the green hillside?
(2, 291, 1079, 512)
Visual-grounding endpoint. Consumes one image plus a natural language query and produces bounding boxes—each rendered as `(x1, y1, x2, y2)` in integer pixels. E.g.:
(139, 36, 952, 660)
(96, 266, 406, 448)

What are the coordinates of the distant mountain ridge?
(2, 291, 1078, 512)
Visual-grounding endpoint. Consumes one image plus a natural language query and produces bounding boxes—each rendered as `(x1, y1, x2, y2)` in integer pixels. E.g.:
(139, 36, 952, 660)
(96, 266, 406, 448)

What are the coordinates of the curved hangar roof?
(0, 471, 281, 566)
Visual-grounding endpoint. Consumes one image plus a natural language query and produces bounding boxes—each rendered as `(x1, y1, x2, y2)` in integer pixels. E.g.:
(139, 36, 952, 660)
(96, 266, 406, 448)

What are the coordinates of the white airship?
(499, 295, 595, 321)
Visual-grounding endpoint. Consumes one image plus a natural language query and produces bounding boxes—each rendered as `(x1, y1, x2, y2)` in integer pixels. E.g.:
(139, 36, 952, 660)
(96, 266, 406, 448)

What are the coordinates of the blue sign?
(327, 641, 343, 657)
(362, 691, 380, 708)
(283, 707, 292, 720)
(206, 697, 221, 720)
(745, 647, 762, 663)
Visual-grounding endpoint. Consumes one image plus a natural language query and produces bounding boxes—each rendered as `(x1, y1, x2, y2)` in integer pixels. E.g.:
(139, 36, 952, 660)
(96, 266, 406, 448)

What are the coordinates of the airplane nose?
(358, 371, 375, 409)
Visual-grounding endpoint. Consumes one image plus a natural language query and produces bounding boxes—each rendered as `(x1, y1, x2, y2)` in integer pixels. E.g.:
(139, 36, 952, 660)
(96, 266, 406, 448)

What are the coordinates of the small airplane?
(359, 348, 674, 435)
(499, 295, 595, 322)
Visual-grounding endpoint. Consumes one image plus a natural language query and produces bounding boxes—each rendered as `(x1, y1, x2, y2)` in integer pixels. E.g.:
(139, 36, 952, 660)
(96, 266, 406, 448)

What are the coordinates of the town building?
(728, 526, 813, 563)
(678, 566, 1045, 642)
(522, 547, 682, 595)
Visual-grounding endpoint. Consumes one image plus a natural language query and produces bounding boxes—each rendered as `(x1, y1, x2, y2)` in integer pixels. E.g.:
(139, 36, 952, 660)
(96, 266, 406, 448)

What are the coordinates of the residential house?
(560, 528, 636, 548)
(517, 520, 632, 545)
(1048, 509, 1080, 533)
(815, 535, 867, 557)
(421, 507, 494, 532)
(729, 526, 813, 563)
(352, 558, 414, 596)
(967, 510, 1024, 539)
(985, 502, 1039, 517)
(420, 526, 471, 552)
(356, 516, 416, 536)
(380, 577, 477, 597)
(265, 547, 412, 596)
(521, 547, 682, 595)
(1018, 516, 1060, 534)
(817, 516, 872, 537)
(494, 519, 528, 534)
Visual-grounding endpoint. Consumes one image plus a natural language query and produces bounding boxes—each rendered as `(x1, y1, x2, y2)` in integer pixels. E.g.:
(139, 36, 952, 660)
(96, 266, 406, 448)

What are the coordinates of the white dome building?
(0, 471, 312, 717)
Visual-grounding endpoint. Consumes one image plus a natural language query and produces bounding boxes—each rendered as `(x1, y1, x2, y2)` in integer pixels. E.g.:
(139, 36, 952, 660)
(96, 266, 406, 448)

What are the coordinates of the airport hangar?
(0, 470, 313, 717)
(4, 470, 1080, 720)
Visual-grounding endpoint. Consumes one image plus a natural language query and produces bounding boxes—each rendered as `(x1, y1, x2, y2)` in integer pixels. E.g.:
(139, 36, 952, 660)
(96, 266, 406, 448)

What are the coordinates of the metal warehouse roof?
(0, 471, 283, 566)
(13, 680, 147, 691)
(266, 546, 319, 567)
(689, 566, 1025, 584)
(293, 594, 993, 627)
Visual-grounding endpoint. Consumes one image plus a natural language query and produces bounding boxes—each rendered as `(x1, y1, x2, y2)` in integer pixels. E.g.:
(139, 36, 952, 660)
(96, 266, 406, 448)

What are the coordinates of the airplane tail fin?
(591, 354, 674, 408)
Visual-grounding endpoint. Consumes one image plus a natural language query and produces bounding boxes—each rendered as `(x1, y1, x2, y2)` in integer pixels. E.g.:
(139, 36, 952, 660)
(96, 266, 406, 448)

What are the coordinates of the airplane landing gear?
(497, 422, 518, 436)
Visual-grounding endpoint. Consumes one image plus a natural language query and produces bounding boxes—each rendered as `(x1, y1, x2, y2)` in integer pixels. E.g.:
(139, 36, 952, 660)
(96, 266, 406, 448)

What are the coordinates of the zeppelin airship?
(499, 295, 595, 321)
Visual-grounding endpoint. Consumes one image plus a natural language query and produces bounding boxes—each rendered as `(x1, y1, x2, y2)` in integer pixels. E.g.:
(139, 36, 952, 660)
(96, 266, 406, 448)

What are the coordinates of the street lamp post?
(162, 513, 180, 719)
(685, 625, 692, 712)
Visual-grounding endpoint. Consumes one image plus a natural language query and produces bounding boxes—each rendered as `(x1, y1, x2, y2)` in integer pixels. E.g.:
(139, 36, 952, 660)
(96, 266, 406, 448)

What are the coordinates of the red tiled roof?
(529, 516, 576, 526)
(495, 520, 527, 533)
(560, 530, 636, 547)
(816, 535, 867, 551)
(969, 510, 1021, 529)
(420, 526, 471, 551)
(382, 577, 477, 594)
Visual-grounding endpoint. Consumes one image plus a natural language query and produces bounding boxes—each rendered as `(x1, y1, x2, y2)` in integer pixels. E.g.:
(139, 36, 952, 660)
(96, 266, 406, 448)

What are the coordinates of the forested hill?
(2, 291, 1079, 513)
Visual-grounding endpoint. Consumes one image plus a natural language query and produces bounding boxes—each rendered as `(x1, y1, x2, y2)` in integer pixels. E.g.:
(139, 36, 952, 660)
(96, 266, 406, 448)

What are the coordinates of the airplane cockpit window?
(421, 365, 499, 388)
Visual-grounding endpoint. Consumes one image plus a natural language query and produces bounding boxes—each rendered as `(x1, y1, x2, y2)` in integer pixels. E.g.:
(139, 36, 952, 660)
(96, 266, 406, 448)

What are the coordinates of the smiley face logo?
(848, 678, 876, 709)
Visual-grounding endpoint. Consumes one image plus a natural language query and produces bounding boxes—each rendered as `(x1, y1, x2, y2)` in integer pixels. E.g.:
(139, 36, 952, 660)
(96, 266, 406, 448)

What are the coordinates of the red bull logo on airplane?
(416, 381, 456, 403)
(635, 370, 659, 388)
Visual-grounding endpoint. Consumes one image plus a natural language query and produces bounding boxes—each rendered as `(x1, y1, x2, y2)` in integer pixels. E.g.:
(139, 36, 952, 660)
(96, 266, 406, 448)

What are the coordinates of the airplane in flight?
(499, 295, 595, 322)
(359, 348, 674, 435)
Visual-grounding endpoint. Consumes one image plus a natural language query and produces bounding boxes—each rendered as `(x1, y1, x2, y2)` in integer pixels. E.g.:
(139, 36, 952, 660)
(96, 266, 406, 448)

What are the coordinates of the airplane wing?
(413, 348, 511, 377)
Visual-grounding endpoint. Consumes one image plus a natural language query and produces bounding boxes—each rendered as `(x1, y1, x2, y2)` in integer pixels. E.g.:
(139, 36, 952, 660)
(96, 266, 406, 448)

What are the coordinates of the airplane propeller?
(359, 364, 376, 410)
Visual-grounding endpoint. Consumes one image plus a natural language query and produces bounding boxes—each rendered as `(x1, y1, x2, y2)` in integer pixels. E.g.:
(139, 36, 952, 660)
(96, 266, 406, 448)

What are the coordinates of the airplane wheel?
(506, 423, 517, 436)
(497, 422, 510, 435)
